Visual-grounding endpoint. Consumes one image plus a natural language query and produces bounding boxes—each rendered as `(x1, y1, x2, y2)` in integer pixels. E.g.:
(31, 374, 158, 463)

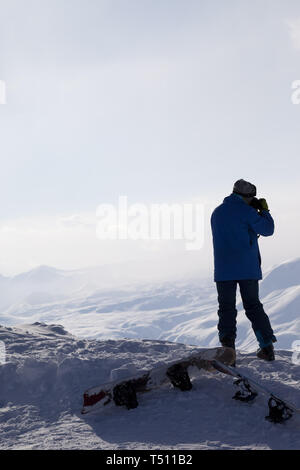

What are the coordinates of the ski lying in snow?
(212, 360, 300, 424)
(81, 346, 235, 415)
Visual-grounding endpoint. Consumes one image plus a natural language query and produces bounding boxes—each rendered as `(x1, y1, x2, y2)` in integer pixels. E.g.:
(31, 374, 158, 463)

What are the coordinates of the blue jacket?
(211, 194, 274, 281)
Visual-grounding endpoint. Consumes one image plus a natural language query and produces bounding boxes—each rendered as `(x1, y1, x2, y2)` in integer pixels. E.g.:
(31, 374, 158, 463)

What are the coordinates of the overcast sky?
(0, 0, 300, 277)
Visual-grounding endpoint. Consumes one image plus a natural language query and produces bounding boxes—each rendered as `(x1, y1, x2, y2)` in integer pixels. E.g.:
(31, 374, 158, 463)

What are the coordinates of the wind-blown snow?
(0, 259, 300, 449)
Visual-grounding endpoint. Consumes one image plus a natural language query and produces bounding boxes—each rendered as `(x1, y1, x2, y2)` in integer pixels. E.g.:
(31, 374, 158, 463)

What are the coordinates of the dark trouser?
(216, 280, 276, 348)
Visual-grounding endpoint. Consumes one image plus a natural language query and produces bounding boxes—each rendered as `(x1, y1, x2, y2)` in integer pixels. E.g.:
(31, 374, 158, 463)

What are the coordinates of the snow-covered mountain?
(260, 257, 300, 295)
(0, 264, 124, 310)
(1, 258, 300, 351)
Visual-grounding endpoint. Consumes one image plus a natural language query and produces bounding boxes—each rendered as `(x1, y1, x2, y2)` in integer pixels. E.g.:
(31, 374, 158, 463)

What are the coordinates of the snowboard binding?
(113, 382, 138, 410)
(166, 363, 192, 391)
(233, 378, 258, 403)
(265, 396, 293, 423)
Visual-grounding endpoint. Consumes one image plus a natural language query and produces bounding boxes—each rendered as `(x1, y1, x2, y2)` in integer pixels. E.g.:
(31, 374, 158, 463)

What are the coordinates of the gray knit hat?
(233, 179, 256, 198)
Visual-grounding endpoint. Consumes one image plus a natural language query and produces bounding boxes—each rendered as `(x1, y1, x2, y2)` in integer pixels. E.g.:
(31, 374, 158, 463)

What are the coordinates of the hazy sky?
(0, 0, 300, 277)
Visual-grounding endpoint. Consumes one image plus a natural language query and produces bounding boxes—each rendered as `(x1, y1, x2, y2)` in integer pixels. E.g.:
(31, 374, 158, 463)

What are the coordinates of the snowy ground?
(0, 323, 300, 450)
(1, 259, 300, 449)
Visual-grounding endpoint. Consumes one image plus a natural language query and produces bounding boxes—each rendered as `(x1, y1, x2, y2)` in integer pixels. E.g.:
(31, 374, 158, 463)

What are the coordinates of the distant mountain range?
(0, 258, 300, 351)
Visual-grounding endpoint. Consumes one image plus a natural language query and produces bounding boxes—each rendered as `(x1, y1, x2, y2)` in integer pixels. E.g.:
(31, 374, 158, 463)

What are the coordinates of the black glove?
(250, 197, 262, 211)
(250, 197, 270, 212)
(258, 198, 269, 211)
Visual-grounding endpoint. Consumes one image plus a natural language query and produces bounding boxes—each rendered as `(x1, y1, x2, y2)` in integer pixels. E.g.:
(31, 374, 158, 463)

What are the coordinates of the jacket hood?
(223, 193, 246, 205)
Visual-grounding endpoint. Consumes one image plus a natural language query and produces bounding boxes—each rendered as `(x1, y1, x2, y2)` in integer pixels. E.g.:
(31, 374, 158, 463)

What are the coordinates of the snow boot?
(220, 337, 236, 366)
(256, 343, 275, 361)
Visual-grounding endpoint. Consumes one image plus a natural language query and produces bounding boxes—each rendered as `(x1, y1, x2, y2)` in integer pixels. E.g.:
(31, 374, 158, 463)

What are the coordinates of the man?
(210, 179, 277, 361)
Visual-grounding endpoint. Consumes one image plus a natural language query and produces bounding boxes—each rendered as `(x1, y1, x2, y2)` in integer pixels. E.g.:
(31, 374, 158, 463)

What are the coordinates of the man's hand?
(250, 197, 270, 212)
(250, 197, 261, 210)
(258, 198, 269, 211)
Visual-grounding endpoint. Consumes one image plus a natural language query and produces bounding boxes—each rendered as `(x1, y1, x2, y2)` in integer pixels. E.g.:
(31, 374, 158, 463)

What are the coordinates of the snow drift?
(0, 259, 300, 449)
(0, 323, 300, 450)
